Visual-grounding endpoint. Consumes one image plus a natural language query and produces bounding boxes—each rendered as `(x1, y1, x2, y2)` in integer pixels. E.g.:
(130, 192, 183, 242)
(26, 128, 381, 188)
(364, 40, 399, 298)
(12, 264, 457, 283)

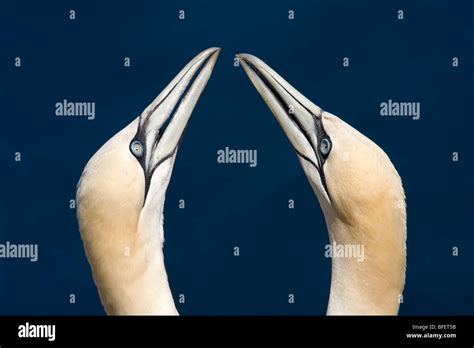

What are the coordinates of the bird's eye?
(130, 140, 144, 158)
(319, 137, 332, 157)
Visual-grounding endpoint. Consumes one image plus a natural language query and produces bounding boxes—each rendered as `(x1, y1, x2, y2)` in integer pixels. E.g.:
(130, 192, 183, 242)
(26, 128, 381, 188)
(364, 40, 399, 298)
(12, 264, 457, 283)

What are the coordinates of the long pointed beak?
(136, 47, 220, 178)
(236, 53, 323, 170)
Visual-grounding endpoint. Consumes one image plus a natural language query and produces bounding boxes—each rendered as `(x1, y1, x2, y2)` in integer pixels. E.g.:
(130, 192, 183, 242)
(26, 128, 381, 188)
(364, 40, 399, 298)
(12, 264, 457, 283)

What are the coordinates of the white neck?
(102, 165, 179, 315)
(92, 215, 178, 315)
(325, 216, 405, 315)
(83, 164, 179, 315)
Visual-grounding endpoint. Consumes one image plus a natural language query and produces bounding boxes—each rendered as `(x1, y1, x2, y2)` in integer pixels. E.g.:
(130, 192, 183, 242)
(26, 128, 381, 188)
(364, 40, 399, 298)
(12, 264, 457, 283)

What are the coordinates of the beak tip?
(237, 51, 258, 57)
(200, 47, 221, 62)
(210, 47, 221, 55)
(235, 53, 249, 62)
(235, 54, 261, 71)
(209, 47, 221, 63)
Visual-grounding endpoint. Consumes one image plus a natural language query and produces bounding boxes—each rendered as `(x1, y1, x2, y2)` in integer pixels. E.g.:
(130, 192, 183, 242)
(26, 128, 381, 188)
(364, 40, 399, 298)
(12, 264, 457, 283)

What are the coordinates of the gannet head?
(76, 47, 220, 314)
(237, 53, 406, 233)
(237, 53, 406, 313)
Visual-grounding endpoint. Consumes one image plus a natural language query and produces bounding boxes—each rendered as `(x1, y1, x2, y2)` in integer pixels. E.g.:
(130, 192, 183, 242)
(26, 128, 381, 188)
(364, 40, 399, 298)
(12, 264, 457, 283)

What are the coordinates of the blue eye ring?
(130, 140, 144, 158)
(319, 137, 332, 157)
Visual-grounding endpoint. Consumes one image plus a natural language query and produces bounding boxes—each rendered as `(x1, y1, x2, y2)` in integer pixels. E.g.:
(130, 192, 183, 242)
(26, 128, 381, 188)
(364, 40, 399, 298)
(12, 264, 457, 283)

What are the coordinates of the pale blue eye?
(320, 137, 332, 157)
(130, 140, 144, 158)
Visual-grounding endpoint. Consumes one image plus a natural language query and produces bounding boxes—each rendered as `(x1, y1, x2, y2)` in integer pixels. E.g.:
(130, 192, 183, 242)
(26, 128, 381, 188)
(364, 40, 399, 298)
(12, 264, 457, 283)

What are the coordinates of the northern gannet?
(237, 53, 406, 315)
(76, 47, 220, 315)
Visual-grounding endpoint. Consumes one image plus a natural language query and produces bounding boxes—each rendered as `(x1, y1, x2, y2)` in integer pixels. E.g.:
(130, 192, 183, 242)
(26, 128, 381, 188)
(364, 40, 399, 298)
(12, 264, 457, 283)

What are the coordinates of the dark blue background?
(0, 0, 472, 315)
